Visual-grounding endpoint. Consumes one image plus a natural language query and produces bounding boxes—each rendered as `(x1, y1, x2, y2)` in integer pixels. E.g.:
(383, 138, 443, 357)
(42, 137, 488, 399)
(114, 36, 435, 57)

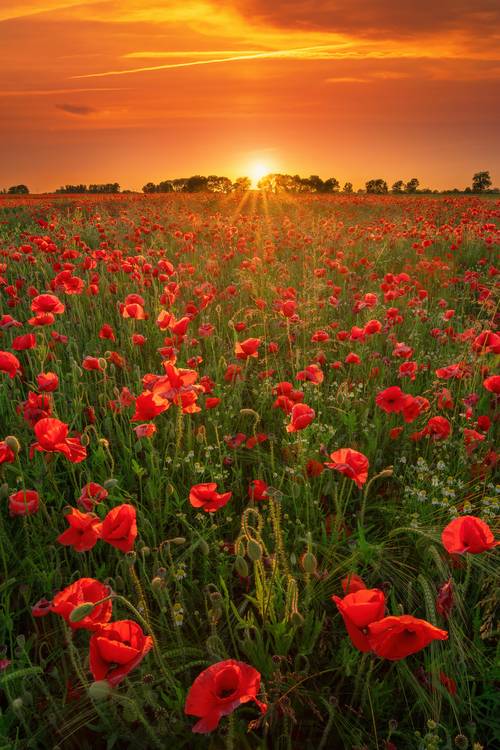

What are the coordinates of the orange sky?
(1, 0, 499, 192)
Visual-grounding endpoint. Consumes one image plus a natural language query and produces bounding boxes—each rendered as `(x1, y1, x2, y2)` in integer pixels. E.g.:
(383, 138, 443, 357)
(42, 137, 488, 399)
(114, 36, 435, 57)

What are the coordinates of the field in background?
(0, 193, 498, 749)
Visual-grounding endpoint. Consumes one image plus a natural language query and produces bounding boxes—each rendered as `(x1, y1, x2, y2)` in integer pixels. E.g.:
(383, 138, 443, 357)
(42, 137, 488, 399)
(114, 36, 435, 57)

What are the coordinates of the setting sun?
(249, 162, 269, 188)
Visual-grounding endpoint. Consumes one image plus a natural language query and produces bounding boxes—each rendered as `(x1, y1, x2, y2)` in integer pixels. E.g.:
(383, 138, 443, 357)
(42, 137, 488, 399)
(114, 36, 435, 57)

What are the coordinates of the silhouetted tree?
(391, 180, 404, 193)
(233, 177, 251, 191)
(207, 175, 232, 193)
(366, 179, 388, 194)
(405, 178, 419, 193)
(185, 175, 208, 192)
(343, 182, 353, 193)
(323, 177, 340, 193)
(472, 171, 492, 192)
(7, 184, 29, 194)
(307, 175, 324, 193)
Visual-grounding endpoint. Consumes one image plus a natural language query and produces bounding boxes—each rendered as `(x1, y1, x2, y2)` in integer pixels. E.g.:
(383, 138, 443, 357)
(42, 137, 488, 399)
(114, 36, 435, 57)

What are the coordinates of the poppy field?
(0, 192, 498, 749)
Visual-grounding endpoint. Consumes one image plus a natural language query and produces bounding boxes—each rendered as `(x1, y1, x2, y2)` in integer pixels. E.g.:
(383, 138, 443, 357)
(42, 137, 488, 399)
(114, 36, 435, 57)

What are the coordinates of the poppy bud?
(4, 436, 20, 454)
(454, 736, 469, 750)
(247, 539, 263, 562)
(198, 538, 210, 555)
(290, 610, 304, 627)
(170, 537, 186, 545)
(0, 483, 9, 499)
(234, 555, 249, 577)
(301, 551, 317, 575)
(103, 478, 119, 490)
(11, 698, 23, 714)
(151, 577, 164, 592)
(69, 602, 97, 623)
(141, 546, 150, 557)
(88, 680, 112, 701)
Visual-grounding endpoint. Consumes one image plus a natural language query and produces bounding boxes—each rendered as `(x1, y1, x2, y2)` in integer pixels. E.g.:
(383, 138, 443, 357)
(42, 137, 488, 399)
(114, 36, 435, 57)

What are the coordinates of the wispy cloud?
(122, 49, 266, 59)
(56, 102, 97, 114)
(0, 87, 128, 97)
(71, 45, 348, 79)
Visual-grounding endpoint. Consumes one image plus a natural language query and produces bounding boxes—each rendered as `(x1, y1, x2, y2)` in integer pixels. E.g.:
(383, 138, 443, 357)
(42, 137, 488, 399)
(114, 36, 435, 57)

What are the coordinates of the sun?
(249, 162, 269, 189)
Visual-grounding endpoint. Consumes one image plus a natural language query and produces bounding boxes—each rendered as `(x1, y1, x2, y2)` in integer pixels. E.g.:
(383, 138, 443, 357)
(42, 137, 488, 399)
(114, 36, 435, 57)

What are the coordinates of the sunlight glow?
(249, 162, 269, 188)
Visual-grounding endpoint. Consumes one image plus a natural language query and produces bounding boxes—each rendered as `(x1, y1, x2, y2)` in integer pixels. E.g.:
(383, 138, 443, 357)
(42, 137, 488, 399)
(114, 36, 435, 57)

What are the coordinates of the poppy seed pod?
(301, 551, 317, 575)
(88, 680, 112, 701)
(69, 601, 97, 623)
(198, 538, 210, 555)
(4, 435, 20, 454)
(247, 538, 263, 562)
(234, 555, 249, 577)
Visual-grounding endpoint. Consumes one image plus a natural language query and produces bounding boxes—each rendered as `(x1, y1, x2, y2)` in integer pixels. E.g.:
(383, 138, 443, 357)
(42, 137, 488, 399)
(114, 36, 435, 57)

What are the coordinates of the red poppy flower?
(89, 620, 153, 686)
(133, 423, 156, 439)
(78, 482, 109, 511)
(100, 504, 137, 553)
(389, 426, 403, 440)
(31, 294, 65, 315)
(248, 479, 269, 501)
(345, 352, 361, 365)
(82, 356, 103, 372)
(131, 391, 170, 422)
(435, 363, 470, 380)
(437, 388, 454, 410)
(325, 449, 369, 488)
(120, 302, 147, 319)
(367, 615, 448, 660)
(436, 579, 454, 618)
(205, 397, 221, 409)
(472, 329, 500, 355)
(99, 324, 116, 341)
(51, 578, 112, 631)
(296, 364, 324, 384)
(12, 334, 36, 351)
(402, 395, 429, 424)
(441, 516, 498, 555)
(332, 588, 386, 652)
(439, 671, 457, 696)
(375, 386, 406, 413)
(286, 403, 315, 433)
(36, 372, 59, 392)
(189, 483, 232, 513)
(0, 351, 21, 379)
(31, 598, 53, 618)
(184, 659, 266, 733)
(31, 417, 87, 463)
(57, 507, 102, 552)
(0, 441, 15, 465)
(18, 392, 52, 427)
(422, 416, 451, 441)
(341, 573, 366, 594)
(9, 489, 39, 516)
(235, 338, 261, 360)
(483, 375, 500, 394)
(306, 459, 324, 477)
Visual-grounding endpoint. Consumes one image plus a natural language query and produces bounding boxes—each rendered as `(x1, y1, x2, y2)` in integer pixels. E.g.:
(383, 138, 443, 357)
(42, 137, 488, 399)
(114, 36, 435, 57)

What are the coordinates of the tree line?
(0, 171, 495, 195)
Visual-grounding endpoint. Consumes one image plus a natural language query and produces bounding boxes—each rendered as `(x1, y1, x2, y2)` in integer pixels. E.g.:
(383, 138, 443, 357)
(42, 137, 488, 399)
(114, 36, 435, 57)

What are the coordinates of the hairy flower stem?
(269, 496, 289, 576)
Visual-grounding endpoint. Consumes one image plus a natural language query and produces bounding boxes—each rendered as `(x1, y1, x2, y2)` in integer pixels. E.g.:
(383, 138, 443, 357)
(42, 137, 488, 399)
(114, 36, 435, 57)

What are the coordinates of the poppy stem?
(112, 594, 176, 688)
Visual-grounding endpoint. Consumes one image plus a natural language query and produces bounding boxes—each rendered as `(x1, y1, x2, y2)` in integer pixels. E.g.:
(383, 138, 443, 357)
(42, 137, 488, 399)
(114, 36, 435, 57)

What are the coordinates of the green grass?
(0, 192, 498, 749)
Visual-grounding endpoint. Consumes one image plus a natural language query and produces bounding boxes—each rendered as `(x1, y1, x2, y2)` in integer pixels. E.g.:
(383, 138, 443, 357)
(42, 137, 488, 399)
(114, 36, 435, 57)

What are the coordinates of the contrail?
(70, 44, 344, 79)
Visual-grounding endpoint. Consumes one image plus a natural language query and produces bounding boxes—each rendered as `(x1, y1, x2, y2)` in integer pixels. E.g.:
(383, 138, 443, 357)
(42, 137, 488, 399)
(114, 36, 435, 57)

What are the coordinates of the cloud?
(324, 76, 369, 83)
(229, 1, 500, 41)
(56, 102, 97, 114)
